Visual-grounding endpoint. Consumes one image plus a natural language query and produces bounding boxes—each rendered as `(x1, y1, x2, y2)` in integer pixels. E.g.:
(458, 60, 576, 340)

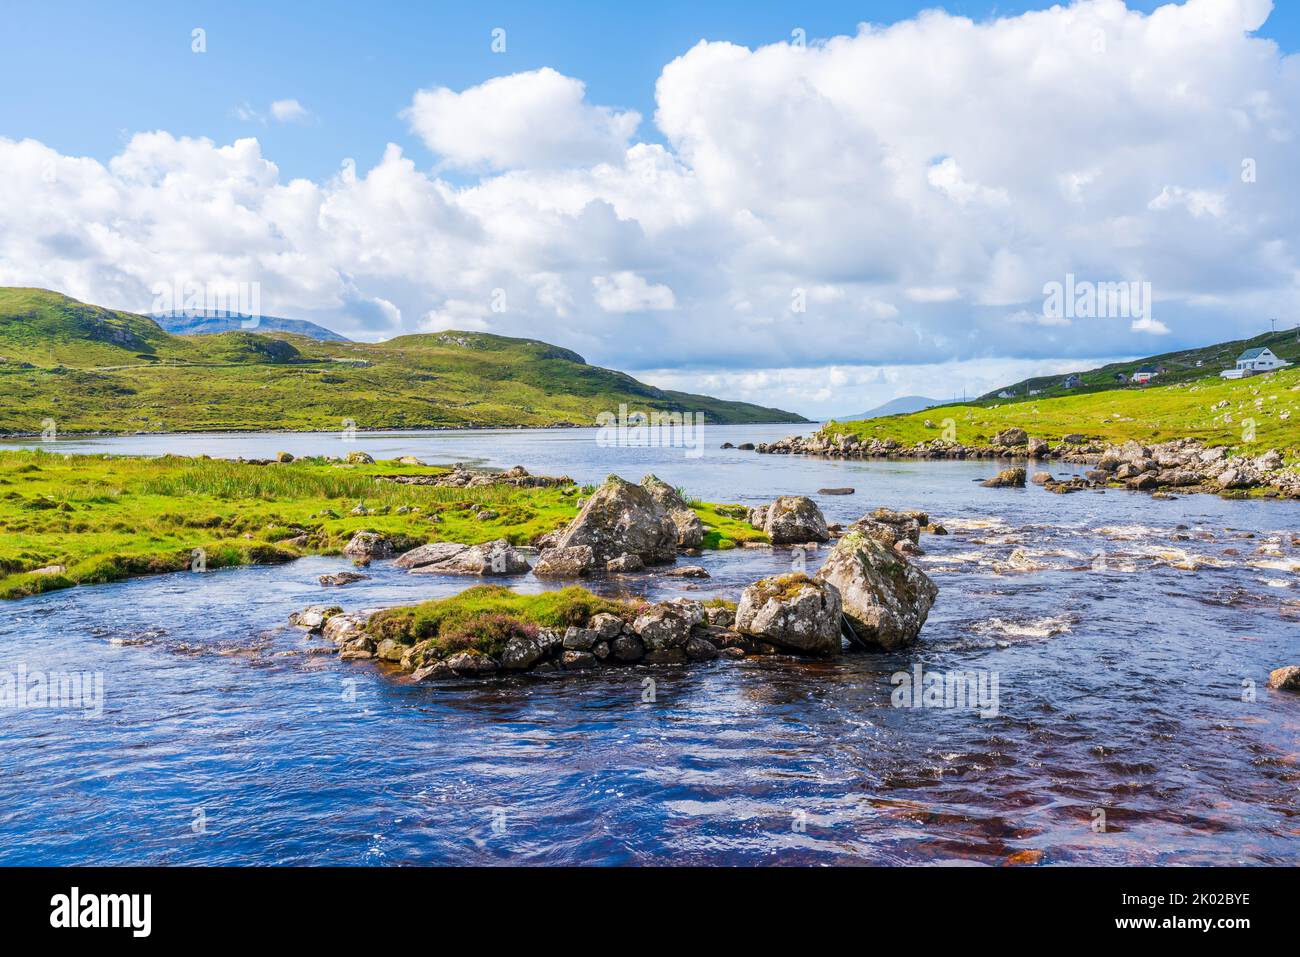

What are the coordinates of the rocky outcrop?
(319, 571, 368, 587)
(532, 545, 595, 578)
(734, 573, 843, 656)
(748, 495, 829, 544)
(407, 539, 531, 576)
(553, 474, 678, 566)
(343, 530, 394, 562)
(1267, 665, 1300, 692)
(747, 432, 1300, 499)
(288, 604, 342, 633)
(344, 451, 375, 465)
(380, 464, 573, 490)
(982, 467, 1026, 488)
(992, 428, 1028, 447)
(640, 474, 705, 548)
(815, 529, 938, 651)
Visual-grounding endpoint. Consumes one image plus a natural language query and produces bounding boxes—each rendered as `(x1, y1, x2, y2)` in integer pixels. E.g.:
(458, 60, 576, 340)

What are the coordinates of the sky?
(1, 0, 1298, 418)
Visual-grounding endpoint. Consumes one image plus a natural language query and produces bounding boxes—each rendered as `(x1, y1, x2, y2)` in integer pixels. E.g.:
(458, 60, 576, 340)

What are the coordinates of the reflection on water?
(0, 426, 1297, 865)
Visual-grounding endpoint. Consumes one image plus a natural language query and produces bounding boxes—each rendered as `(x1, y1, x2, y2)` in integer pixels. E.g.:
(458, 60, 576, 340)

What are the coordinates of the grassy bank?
(822, 366, 1300, 453)
(0, 451, 764, 599)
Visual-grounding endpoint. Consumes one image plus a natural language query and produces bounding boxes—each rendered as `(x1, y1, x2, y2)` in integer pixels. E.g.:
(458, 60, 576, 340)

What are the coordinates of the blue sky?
(5, 0, 1296, 181)
(2, 1, 1298, 416)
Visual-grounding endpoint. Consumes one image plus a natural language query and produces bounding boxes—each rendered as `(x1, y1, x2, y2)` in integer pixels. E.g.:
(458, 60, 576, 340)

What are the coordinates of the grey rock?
(734, 573, 843, 657)
(754, 495, 830, 544)
(409, 539, 531, 576)
(394, 541, 469, 569)
(815, 529, 938, 651)
(532, 544, 595, 578)
(343, 531, 393, 561)
(553, 474, 678, 566)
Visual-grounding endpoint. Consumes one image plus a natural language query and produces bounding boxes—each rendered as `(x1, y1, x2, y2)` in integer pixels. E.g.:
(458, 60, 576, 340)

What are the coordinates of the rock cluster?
(297, 598, 813, 679)
(751, 433, 1299, 498)
(377, 464, 572, 489)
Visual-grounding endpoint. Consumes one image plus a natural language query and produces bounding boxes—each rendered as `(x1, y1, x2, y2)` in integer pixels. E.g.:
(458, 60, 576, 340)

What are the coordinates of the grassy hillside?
(823, 365, 1300, 453)
(981, 328, 1300, 402)
(0, 288, 806, 432)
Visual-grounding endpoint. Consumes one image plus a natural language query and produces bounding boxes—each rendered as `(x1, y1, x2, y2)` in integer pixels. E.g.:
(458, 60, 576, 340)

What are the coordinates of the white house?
(1221, 347, 1291, 379)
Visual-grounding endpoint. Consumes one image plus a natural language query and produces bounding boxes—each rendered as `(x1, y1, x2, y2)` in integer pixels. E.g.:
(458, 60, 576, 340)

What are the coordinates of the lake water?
(1, 426, 1297, 865)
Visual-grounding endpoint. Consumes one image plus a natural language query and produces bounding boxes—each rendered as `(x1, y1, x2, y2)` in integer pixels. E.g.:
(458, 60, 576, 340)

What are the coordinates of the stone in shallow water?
(1267, 665, 1300, 691)
(734, 573, 843, 657)
(815, 530, 938, 651)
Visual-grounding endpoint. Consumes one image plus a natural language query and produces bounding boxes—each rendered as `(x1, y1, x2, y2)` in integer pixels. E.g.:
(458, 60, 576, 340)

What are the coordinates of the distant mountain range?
(152, 312, 349, 342)
(832, 395, 941, 421)
(0, 288, 808, 432)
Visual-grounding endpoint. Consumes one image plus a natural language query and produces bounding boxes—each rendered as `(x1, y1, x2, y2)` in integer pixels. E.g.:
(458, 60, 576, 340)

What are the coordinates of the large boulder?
(553, 475, 678, 565)
(393, 541, 468, 569)
(815, 529, 938, 651)
(992, 428, 1028, 447)
(408, 539, 531, 576)
(752, 496, 830, 544)
(532, 545, 595, 578)
(343, 531, 393, 561)
(734, 573, 843, 656)
(639, 474, 705, 548)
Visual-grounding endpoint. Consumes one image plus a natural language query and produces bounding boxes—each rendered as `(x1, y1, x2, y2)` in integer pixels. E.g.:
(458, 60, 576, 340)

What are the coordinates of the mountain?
(832, 395, 942, 421)
(152, 312, 349, 342)
(978, 328, 1300, 403)
(0, 288, 807, 433)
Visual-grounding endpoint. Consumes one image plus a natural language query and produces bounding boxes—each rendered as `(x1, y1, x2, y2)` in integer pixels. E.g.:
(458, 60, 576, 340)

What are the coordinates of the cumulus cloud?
(591, 271, 675, 312)
(404, 68, 641, 170)
(1, 0, 1298, 417)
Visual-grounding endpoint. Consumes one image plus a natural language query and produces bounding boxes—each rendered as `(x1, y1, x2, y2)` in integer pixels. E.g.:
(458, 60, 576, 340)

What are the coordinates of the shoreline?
(745, 432, 1300, 501)
(0, 419, 814, 441)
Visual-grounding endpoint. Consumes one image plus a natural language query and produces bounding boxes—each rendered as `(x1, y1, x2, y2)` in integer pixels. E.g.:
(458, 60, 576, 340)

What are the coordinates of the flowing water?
(1, 426, 1297, 865)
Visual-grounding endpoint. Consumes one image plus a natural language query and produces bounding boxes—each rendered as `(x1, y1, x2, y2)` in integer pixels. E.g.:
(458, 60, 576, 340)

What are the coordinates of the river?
(1, 425, 1296, 864)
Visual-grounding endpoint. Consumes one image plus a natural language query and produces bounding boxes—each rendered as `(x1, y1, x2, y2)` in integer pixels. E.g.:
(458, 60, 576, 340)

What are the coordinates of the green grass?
(0, 288, 806, 432)
(0, 450, 760, 599)
(822, 365, 1300, 455)
(366, 584, 635, 656)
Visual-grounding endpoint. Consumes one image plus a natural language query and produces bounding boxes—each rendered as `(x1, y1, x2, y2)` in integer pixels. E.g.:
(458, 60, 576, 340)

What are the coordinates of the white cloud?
(1147, 185, 1226, 218)
(591, 271, 675, 312)
(270, 99, 311, 124)
(2, 0, 1298, 411)
(404, 68, 640, 171)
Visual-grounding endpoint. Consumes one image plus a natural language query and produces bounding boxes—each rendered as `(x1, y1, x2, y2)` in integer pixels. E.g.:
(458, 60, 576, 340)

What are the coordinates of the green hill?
(0, 288, 807, 433)
(981, 327, 1300, 402)
(822, 363, 1300, 453)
